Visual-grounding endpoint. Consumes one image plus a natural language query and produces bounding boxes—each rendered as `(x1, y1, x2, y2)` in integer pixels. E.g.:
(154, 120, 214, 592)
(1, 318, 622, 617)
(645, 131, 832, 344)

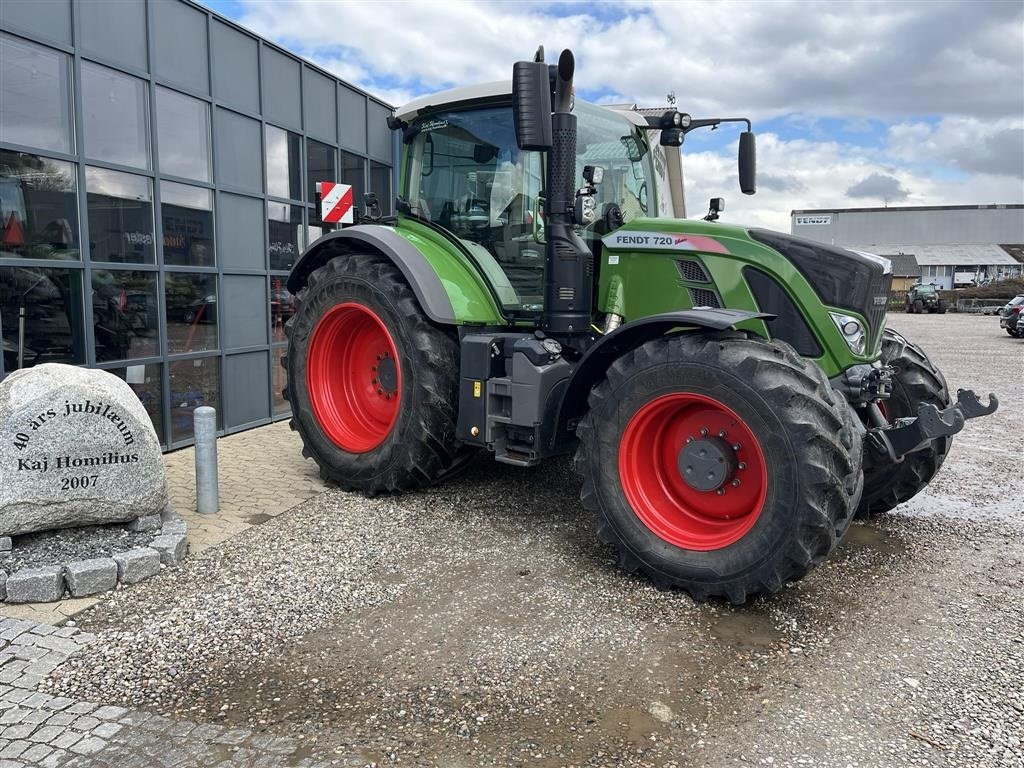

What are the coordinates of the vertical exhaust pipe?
(542, 50, 593, 344)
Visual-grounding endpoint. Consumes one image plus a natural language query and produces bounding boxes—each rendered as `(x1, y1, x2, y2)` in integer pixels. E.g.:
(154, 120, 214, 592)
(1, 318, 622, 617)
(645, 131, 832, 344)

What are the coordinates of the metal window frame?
(0, 0, 396, 452)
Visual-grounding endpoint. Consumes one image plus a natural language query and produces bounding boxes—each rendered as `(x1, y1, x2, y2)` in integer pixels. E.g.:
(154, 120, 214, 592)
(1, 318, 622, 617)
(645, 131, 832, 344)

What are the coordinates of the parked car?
(999, 294, 1024, 337)
(905, 283, 947, 313)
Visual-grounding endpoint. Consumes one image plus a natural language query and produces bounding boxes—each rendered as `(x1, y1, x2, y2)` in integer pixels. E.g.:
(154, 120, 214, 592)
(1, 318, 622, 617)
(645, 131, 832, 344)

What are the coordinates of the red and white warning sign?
(317, 182, 354, 224)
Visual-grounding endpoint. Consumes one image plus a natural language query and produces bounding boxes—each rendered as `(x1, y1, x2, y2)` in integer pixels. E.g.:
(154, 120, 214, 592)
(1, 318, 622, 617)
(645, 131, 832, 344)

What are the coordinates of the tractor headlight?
(830, 312, 866, 355)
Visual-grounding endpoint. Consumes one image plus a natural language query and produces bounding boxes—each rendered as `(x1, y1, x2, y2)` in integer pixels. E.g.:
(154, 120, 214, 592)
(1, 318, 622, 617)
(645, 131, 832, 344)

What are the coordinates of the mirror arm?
(682, 117, 751, 134)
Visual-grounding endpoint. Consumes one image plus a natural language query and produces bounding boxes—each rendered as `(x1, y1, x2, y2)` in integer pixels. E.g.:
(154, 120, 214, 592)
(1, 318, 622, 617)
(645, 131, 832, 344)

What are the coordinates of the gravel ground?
(46, 313, 1022, 767)
(1, 523, 158, 575)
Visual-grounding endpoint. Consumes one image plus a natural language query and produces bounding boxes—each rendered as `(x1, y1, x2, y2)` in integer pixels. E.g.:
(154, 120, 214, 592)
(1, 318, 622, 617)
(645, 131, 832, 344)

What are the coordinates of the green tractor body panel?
(392, 217, 506, 325)
(597, 218, 882, 378)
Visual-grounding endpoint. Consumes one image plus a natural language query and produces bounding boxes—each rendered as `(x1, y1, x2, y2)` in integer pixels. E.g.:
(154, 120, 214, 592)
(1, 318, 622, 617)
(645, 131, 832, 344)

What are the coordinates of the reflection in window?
(169, 355, 220, 443)
(161, 181, 214, 266)
(91, 270, 158, 362)
(105, 363, 164, 446)
(0, 33, 74, 155)
(270, 275, 294, 344)
(305, 217, 334, 248)
(81, 61, 150, 169)
(306, 139, 335, 204)
(85, 167, 154, 264)
(156, 87, 211, 182)
(0, 266, 85, 370)
(339, 151, 365, 219)
(164, 273, 217, 354)
(268, 201, 301, 271)
(271, 345, 289, 415)
(370, 162, 392, 214)
(266, 125, 301, 201)
(0, 150, 79, 261)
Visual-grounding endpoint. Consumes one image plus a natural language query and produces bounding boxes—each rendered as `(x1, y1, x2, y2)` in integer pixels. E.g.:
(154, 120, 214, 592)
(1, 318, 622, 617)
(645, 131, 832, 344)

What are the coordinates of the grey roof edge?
(792, 204, 1024, 215)
(186, 0, 394, 110)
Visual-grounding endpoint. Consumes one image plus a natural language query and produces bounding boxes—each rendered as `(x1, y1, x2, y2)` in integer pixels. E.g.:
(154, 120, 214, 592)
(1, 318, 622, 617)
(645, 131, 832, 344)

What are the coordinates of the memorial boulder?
(0, 364, 167, 536)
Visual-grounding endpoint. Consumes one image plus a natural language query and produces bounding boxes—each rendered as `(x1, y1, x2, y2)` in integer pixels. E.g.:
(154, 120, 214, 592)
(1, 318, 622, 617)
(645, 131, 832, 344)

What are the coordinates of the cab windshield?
(400, 101, 661, 311)
(916, 284, 937, 294)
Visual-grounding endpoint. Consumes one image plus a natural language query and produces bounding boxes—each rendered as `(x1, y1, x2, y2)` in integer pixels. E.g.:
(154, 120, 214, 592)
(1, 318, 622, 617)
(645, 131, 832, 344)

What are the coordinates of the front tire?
(284, 252, 462, 493)
(574, 333, 862, 603)
(857, 328, 952, 516)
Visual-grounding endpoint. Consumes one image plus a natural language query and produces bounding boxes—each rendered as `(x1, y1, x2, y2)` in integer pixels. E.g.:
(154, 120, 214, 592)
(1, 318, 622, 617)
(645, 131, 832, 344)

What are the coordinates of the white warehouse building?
(790, 204, 1024, 291)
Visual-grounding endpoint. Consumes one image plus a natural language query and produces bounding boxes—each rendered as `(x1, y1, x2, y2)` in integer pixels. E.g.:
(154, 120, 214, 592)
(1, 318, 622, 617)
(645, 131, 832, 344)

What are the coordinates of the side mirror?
(738, 131, 756, 195)
(512, 59, 552, 151)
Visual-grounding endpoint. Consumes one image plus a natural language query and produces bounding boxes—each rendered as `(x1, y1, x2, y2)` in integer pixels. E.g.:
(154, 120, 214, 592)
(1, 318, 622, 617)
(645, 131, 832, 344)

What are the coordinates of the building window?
(91, 269, 159, 362)
(370, 161, 392, 214)
(339, 150, 365, 216)
(0, 265, 85, 369)
(265, 125, 301, 201)
(268, 201, 301, 272)
(0, 150, 79, 260)
(160, 181, 214, 266)
(271, 345, 289, 415)
(164, 272, 217, 354)
(104, 363, 164, 446)
(155, 87, 211, 182)
(85, 166, 155, 264)
(306, 139, 335, 204)
(0, 33, 74, 155)
(81, 61, 150, 170)
(269, 274, 294, 344)
(169, 355, 220, 443)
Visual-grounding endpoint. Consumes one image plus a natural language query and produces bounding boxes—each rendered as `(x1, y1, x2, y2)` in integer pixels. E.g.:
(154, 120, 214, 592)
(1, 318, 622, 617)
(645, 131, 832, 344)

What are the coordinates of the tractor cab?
(395, 84, 675, 312)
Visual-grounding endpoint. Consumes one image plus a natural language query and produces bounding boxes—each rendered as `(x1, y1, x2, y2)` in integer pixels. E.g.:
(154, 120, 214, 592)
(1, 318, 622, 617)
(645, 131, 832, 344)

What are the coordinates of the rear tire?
(857, 328, 951, 516)
(574, 332, 862, 603)
(284, 252, 462, 493)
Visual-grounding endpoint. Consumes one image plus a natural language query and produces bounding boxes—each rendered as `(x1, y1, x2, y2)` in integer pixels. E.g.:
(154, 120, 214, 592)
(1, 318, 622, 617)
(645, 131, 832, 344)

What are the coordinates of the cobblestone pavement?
(1, 422, 325, 627)
(0, 618, 324, 767)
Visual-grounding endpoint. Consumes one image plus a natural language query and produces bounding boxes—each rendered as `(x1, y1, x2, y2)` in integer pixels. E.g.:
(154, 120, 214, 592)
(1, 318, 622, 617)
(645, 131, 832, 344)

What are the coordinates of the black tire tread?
(857, 328, 951, 516)
(284, 252, 461, 494)
(574, 332, 862, 604)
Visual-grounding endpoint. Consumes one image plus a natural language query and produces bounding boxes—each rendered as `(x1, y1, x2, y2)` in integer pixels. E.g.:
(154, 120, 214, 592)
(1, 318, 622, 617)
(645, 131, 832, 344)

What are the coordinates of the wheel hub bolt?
(716, 488, 725, 496)
(732, 443, 741, 451)
(731, 479, 741, 488)
(718, 430, 727, 438)
(700, 427, 709, 437)
(738, 461, 747, 470)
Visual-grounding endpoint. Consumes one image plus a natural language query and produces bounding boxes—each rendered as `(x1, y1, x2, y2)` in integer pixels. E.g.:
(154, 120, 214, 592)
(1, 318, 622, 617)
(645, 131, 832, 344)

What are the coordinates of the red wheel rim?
(306, 302, 401, 453)
(618, 393, 768, 551)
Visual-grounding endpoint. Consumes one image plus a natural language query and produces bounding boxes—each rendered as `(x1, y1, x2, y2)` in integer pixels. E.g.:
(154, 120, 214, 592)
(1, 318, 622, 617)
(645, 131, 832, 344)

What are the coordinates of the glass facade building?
(0, 0, 396, 448)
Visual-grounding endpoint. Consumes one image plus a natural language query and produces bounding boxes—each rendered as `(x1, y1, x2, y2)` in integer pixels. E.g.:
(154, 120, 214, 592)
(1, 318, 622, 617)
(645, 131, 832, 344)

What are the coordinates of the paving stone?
(21, 743, 52, 762)
(160, 519, 188, 536)
(64, 558, 118, 598)
(149, 534, 188, 566)
(0, 537, 10, 552)
(28, 724, 62, 743)
(127, 514, 162, 532)
(111, 547, 162, 588)
(45, 712, 75, 727)
(4, 566, 65, 604)
(0, 708, 25, 725)
(64, 703, 95, 716)
(27, 625, 55, 637)
(69, 735, 105, 755)
(2, 722, 36, 739)
(0, 740, 28, 758)
(92, 721, 122, 739)
(0, 572, 6, 602)
(42, 696, 74, 711)
(92, 705, 128, 721)
(70, 714, 100, 731)
(50, 731, 81, 750)
(40, 750, 68, 768)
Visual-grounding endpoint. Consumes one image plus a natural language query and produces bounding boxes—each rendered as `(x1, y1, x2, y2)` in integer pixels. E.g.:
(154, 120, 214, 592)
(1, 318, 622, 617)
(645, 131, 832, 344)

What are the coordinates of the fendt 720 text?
(284, 48, 997, 602)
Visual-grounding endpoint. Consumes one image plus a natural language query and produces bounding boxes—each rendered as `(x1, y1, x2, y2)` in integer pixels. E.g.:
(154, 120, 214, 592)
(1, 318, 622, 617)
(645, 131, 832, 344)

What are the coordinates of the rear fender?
(552, 309, 774, 449)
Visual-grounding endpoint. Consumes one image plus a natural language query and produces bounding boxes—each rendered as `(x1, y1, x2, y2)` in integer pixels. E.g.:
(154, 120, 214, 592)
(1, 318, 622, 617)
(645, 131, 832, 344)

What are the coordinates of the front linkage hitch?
(865, 389, 999, 464)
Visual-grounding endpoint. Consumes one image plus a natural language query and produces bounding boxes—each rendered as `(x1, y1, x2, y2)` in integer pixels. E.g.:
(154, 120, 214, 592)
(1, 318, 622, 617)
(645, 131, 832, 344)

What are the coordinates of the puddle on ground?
(246, 512, 275, 525)
(706, 609, 784, 651)
(839, 521, 908, 558)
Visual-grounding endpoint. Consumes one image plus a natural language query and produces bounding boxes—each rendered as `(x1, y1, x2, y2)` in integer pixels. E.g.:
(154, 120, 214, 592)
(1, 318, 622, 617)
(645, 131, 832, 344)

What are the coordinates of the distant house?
(883, 253, 921, 292)
(790, 204, 1024, 290)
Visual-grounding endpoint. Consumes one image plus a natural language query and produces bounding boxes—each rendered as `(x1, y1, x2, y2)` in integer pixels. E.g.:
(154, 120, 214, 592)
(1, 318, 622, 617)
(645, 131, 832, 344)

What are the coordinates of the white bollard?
(193, 406, 219, 515)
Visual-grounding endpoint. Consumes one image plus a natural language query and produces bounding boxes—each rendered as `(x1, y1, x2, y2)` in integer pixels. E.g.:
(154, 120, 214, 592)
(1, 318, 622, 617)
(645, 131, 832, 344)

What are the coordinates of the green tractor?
(284, 48, 997, 602)
(905, 283, 948, 314)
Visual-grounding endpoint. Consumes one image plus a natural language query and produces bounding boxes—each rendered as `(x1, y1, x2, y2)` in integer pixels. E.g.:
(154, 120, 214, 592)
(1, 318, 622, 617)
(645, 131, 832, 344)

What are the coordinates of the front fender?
(551, 309, 774, 449)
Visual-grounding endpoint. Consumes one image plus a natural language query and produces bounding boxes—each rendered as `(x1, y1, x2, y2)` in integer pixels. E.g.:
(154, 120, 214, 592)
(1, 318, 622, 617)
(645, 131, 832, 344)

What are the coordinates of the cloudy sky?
(206, 0, 1023, 231)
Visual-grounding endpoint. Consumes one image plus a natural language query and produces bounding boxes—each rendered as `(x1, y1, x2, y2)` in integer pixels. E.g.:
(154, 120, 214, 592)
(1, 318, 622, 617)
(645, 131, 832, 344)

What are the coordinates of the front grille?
(689, 288, 721, 308)
(676, 259, 710, 283)
(865, 273, 892, 353)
